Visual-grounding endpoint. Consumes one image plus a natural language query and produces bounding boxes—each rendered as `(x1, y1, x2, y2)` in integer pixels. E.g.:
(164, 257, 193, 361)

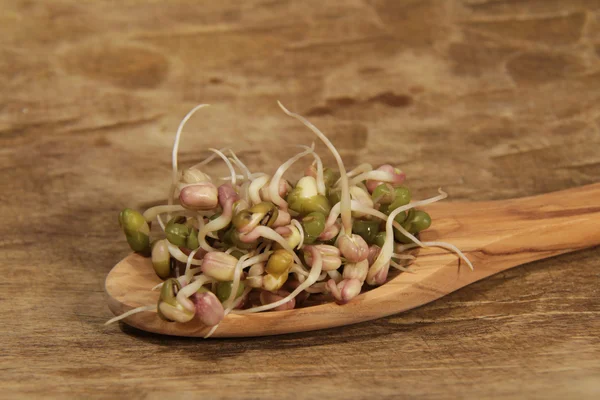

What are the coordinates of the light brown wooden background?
(1, 1, 599, 399)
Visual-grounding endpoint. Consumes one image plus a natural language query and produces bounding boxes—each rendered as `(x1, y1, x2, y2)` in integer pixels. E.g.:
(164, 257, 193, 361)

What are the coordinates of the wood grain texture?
(1, 1, 600, 399)
(106, 184, 600, 337)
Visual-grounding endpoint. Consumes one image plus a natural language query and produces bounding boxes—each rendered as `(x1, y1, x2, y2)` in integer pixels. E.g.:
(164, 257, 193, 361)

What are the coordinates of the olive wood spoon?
(105, 183, 600, 337)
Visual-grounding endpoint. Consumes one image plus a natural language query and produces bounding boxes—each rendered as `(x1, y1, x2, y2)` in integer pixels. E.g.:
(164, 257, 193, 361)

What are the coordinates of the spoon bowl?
(106, 184, 600, 337)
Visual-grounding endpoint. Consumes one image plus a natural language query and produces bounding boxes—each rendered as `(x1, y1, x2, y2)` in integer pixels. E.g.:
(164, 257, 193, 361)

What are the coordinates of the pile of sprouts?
(107, 102, 472, 337)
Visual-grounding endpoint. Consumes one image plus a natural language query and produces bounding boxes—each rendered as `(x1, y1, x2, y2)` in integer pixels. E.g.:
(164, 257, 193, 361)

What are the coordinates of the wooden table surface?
(2, 1, 600, 399)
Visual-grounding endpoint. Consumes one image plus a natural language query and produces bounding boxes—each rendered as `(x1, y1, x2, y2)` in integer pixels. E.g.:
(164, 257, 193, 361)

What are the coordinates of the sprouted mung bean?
(106, 102, 473, 337)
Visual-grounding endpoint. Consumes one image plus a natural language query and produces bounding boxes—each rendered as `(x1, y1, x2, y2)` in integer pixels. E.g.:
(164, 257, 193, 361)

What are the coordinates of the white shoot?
(196, 215, 205, 233)
(249, 175, 270, 205)
(208, 148, 237, 186)
(390, 259, 416, 273)
(290, 263, 310, 277)
(197, 212, 234, 252)
(347, 163, 373, 178)
(143, 205, 186, 222)
(247, 226, 304, 266)
(334, 163, 373, 186)
(176, 274, 213, 311)
(370, 189, 448, 277)
(233, 246, 323, 314)
(105, 305, 157, 325)
(169, 104, 210, 209)
(326, 200, 425, 248)
(229, 149, 252, 180)
(206, 252, 271, 338)
(151, 273, 195, 291)
(327, 269, 342, 282)
(304, 282, 328, 293)
(245, 251, 274, 265)
(167, 242, 203, 265)
(219, 175, 245, 181)
(308, 145, 326, 195)
(239, 180, 251, 205)
(347, 170, 397, 188)
(191, 147, 228, 169)
(207, 285, 252, 338)
(172, 104, 210, 185)
(278, 102, 352, 236)
(156, 214, 166, 231)
(291, 219, 305, 249)
(184, 247, 202, 282)
(224, 254, 251, 310)
(349, 200, 425, 248)
(415, 241, 473, 271)
(268, 144, 315, 209)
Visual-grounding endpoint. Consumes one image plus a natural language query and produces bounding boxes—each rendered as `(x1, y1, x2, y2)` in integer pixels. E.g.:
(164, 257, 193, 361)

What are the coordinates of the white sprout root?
(169, 104, 210, 213)
(369, 190, 449, 279)
(233, 246, 323, 314)
(229, 149, 252, 181)
(278, 102, 353, 236)
(109, 102, 474, 334)
(104, 305, 157, 326)
(208, 148, 238, 186)
(306, 143, 326, 195)
(268, 144, 315, 210)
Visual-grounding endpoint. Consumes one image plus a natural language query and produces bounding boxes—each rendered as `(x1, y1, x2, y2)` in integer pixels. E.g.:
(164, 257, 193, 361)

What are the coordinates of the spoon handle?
(425, 183, 600, 275)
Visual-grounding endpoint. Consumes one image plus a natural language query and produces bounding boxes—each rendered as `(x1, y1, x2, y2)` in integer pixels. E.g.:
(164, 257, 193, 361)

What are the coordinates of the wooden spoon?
(106, 183, 600, 337)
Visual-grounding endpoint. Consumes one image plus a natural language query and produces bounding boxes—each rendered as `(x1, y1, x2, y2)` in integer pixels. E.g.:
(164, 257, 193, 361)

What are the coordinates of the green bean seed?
(373, 231, 387, 248)
(249, 201, 279, 228)
(209, 212, 222, 221)
(165, 216, 190, 247)
(159, 278, 180, 306)
(388, 186, 411, 211)
(371, 184, 395, 204)
(380, 203, 407, 224)
(289, 194, 331, 216)
(328, 189, 342, 206)
(216, 281, 246, 303)
(186, 228, 200, 250)
(229, 230, 256, 250)
(394, 229, 414, 244)
(353, 219, 380, 244)
(394, 209, 428, 242)
(266, 249, 295, 276)
(119, 208, 146, 235)
(301, 212, 326, 244)
(124, 231, 150, 254)
(220, 226, 233, 244)
(229, 250, 245, 259)
(157, 278, 194, 322)
(404, 210, 431, 234)
(151, 239, 171, 279)
(232, 209, 252, 231)
(196, 286, 210, 294)
(221, 226, 251, 248)
(119, 208, 151, 254)
(323, 168, 340, 188)
(157, 278, 180, 321)
(233, 202, 279, 231)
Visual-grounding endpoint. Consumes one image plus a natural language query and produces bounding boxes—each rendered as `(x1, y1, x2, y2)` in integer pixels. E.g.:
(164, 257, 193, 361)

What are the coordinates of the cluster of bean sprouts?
(107, 102, 473, 338)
